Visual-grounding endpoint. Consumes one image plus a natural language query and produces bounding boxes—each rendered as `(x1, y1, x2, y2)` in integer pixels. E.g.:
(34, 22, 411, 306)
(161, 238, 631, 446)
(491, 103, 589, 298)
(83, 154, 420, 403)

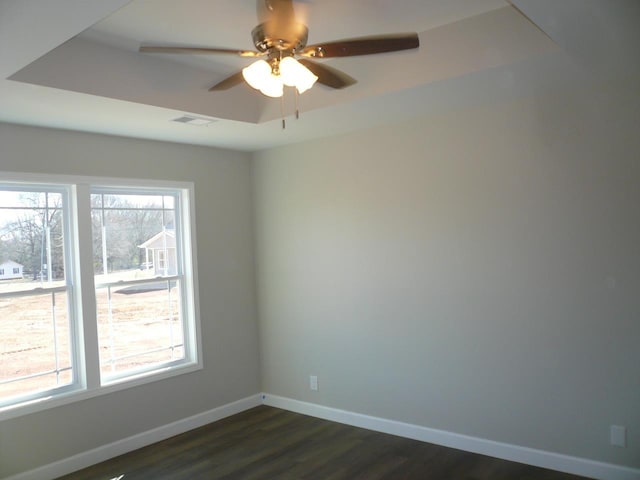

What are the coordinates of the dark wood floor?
(57, 406, 592, 480)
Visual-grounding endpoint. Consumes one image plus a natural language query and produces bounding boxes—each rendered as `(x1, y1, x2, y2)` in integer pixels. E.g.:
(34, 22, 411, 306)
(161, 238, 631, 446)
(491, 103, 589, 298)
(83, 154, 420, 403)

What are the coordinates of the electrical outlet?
(610, 425, 627, 447)
(310, 375, 318, 391)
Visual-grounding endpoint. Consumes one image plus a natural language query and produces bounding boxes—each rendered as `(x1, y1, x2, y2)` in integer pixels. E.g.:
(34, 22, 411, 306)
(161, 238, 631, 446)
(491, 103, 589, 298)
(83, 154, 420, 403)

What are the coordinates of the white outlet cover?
(610, 425, 627, 447)
(310, 375, 318, 391)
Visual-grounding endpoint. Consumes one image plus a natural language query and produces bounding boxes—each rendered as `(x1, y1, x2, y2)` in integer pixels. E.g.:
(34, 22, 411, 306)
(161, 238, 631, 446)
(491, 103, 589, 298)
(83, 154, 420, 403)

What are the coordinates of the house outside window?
(139, 231, 176, 277)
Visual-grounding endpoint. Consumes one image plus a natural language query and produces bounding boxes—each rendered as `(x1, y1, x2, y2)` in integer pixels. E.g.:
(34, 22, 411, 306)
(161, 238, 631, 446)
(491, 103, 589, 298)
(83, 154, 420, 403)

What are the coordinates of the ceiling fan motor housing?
(251, 21, 309, 53)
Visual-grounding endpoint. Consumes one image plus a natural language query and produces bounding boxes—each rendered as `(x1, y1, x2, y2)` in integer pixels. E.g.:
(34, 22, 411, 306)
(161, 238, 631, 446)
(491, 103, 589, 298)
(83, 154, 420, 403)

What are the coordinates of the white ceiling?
(0, 0, 638, 152)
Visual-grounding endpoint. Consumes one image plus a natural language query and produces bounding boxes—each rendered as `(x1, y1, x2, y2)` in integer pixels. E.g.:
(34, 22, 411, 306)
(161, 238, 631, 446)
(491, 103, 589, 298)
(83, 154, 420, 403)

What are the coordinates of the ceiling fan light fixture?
(242, 59, 272, 90)
(259, 74, 285, 98)
(279, 56, 318, 93)
(242, 57, 317, 97)
(242, 59, 283, 97)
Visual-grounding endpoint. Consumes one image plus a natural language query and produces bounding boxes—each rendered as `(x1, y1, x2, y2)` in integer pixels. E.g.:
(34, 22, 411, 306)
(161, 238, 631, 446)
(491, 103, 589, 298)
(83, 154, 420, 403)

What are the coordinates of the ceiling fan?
(139, 0, 420, 98)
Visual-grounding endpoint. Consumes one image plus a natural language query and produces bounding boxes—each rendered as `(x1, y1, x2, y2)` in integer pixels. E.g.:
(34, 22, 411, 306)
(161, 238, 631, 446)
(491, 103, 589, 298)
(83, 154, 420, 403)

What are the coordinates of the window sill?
(0, 361, 202, 422)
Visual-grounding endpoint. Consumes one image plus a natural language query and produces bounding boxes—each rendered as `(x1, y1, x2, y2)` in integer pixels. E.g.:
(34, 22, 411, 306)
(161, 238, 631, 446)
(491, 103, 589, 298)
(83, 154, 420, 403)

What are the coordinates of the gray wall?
(0, 123, 260, 478)
(253, 77, 640, 468)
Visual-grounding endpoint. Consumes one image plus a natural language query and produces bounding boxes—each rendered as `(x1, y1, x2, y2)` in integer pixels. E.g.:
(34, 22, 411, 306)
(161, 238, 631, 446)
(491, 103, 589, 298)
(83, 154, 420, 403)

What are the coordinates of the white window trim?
(0, 172, 202, 422)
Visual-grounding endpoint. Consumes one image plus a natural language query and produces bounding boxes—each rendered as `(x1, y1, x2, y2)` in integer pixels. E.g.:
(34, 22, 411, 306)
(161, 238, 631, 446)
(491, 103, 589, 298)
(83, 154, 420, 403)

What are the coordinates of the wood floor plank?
(55, 406, 593, 480)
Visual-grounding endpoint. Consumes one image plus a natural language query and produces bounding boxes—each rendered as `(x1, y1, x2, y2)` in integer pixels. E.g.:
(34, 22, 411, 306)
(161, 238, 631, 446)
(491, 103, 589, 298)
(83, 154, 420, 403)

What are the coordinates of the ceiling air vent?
(171, 115, 217, 126)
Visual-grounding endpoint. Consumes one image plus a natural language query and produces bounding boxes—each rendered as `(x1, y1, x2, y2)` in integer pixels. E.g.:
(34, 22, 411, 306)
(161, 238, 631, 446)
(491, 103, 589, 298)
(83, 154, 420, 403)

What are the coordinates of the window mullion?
(72, 184, 101, 390)
(168, 279, 175, 359)
(51, 291, 60, 385)
(45, 192, 53, 284)
(107, 285, 116, 374)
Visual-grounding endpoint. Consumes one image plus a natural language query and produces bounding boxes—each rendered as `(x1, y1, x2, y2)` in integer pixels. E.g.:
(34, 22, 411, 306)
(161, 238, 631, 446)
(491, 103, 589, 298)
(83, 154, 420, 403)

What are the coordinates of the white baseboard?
(6, 394, 262, 480)
(8, 392, 638, 480)
(261, 393, 640, 480)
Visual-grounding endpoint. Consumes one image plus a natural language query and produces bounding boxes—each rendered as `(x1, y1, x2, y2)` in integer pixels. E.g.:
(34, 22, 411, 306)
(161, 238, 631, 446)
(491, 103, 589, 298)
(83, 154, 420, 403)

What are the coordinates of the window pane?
(0, 189, 66, 292)
(96, 280, 184, 378)
(91, 192, 177, 281)
(0, 291, 72, 401)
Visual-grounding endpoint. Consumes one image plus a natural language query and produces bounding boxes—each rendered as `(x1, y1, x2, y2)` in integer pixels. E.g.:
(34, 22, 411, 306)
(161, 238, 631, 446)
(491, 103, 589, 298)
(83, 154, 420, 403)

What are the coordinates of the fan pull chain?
(295, 88, 300, 120)
(280, 94, 286, 130)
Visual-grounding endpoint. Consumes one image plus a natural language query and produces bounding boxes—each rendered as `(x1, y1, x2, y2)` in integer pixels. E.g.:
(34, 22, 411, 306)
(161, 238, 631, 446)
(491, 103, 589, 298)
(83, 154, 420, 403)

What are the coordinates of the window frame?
(0, 182, 80, 406)
(90, 185, 194, 385)
(0, 173, 202, 421)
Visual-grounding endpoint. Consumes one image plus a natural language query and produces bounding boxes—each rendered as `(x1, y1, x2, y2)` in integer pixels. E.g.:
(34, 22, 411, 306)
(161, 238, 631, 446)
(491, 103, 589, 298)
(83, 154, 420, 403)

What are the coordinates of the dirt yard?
(0, 284, 182, 400)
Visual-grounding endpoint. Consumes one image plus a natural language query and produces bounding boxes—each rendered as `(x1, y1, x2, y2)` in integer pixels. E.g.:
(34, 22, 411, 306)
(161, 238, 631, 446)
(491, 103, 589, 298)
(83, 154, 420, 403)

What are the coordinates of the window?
(91, 189, 186, 381)
(0, 186, 75, 403)
(0, 178, 200, 417)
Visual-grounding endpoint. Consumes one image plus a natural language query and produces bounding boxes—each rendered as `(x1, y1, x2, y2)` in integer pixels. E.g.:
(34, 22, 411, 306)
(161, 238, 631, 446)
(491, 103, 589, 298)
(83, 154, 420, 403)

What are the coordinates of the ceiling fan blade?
(208, 71, 245, 91)
(299, 33, 419, 58)
(140, 45, 263, 57)
(297, 59, 356, 89)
